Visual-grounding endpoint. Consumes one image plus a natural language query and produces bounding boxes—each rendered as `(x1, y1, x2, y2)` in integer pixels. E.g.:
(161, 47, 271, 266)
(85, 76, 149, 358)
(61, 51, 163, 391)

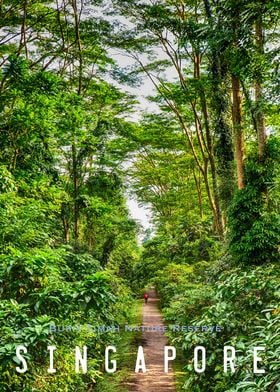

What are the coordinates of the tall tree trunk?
(71, 0, 83, 245)
(72, 0, 83, 94)
(61, 203, 70, 243)
(231, 74, 245, 189)
(195, 52, 224, 237)
(210, 53, 234, 207)
(193, 168, 203, 219)
(201, 92, 224, 236)
(204, 0, 235, 210)
(19, 0, 28, 58)
(255, 15, 266, 161)
(72, 141, 79, 243)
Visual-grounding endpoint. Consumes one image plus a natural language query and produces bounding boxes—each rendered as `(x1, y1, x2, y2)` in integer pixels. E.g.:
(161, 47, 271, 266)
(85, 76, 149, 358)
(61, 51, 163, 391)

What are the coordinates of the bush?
(162, 263, 280, 392)
(228, 138, 280, 265)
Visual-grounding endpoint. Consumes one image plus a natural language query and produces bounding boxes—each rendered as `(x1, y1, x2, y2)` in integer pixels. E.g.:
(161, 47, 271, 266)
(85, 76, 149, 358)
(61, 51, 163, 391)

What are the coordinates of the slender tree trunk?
(62, 215, 70, 243)
(211, 55, 234, 210)
(70, 0, 83, 246)
(204, 0, 234, 211)
(231, 74, 245, 189)
(193, 168, 203, 218)
(203, 169, 220, 233)
(72, 0, 83, 94)
(195, 52, 224, 236)
(72, 141, 79, 243)
(11, 147, 19, 171)
(19, 0, 28, 58)
(255, 16, 266, 161)
(61, 200, 70, 244)
(200, 91, 224, 236)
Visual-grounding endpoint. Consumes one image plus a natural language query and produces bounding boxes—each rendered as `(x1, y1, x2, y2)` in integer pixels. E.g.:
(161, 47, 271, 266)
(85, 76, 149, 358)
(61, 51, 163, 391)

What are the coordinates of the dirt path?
(126, 288, 176, 392)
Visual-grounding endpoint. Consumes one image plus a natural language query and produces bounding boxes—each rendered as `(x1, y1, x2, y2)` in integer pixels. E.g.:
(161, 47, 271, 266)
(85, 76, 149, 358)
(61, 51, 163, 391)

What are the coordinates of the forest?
(0, 0, 279, 391)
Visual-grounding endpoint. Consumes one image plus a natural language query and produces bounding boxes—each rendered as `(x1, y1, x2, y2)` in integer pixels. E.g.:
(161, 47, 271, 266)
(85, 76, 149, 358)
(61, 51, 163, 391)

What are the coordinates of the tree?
(111, 0, 227, 236)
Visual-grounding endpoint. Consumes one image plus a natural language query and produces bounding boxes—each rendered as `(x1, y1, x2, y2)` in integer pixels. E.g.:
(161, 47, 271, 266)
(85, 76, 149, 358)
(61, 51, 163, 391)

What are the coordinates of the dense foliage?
(0, 0, 279, 391)
(152, 261, 280, 391)
(0, 1, 140, 390)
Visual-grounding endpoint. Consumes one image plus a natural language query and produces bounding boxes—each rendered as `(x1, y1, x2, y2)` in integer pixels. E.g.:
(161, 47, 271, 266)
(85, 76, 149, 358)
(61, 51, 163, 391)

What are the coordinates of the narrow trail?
(126, 288, 176, 392)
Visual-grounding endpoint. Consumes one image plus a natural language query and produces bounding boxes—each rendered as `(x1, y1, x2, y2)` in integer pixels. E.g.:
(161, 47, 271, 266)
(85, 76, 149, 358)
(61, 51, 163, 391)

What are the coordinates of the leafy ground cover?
(150, 261, 280, 392)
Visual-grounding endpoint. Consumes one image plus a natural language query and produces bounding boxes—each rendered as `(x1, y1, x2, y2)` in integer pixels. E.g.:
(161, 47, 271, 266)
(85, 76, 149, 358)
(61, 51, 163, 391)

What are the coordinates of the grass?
(173, 347, 186, 391)
(95, 299, 143, 392)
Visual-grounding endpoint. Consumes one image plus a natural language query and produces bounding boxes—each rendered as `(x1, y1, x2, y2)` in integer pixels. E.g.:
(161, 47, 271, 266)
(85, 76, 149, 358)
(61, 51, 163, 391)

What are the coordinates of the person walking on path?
(144, 292, 149, 304)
